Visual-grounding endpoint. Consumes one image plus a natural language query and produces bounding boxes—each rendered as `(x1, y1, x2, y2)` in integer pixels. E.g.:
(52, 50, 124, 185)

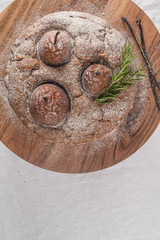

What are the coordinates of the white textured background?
(0, 1, 160, 239)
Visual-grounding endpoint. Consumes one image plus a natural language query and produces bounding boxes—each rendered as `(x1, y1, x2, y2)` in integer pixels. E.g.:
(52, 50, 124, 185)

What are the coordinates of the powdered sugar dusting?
(5, 11, 149, 145)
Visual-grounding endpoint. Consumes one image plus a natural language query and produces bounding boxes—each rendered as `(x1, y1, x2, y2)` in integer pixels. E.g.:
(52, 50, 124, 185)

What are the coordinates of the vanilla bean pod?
(136, 20, 146, 54)
(122, 17, 160, 110)
(121, 17, 142, 52)
(122, 17, 151, 69)
(136, 20, 160, 91)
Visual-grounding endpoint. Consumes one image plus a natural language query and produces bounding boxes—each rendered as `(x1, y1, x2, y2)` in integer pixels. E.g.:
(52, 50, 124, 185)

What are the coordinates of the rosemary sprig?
(96, 41, 146, 104)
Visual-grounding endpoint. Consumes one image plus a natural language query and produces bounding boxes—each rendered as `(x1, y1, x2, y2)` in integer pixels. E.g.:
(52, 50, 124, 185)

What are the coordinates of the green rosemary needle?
(96, 41, 146, 104)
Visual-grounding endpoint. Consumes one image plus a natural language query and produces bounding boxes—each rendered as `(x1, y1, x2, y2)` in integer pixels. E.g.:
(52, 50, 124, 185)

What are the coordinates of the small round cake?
(38, 31, 72, 66)
(29, 84, 70, 127)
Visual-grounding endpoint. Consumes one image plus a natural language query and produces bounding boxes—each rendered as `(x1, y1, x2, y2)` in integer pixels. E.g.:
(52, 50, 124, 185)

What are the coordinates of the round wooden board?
(0, 0, 160, 173)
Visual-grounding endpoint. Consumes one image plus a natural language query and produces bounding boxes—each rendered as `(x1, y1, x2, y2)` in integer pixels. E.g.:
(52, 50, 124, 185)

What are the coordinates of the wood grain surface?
(0, 0, 159, 173)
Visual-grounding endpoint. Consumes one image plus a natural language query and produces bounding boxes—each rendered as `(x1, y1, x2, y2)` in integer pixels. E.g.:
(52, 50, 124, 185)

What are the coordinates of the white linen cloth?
(0, 0, 160, 239)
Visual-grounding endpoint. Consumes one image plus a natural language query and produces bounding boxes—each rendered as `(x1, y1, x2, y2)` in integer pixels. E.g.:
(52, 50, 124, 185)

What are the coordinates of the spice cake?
(5, 11, 148, 144)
